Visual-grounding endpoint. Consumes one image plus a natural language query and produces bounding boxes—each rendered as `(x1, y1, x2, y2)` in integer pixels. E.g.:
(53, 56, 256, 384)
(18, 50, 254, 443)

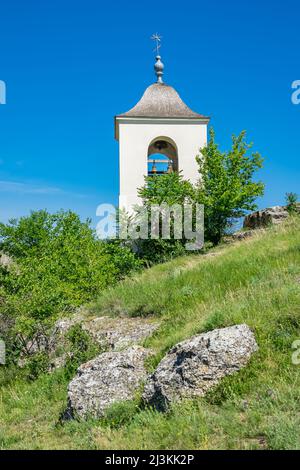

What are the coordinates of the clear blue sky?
(0, 0, 299, 224)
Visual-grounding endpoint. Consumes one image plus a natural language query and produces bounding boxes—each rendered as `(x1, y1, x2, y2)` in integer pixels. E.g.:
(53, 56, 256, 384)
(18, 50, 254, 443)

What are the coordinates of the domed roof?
(117, 82, 208, 119)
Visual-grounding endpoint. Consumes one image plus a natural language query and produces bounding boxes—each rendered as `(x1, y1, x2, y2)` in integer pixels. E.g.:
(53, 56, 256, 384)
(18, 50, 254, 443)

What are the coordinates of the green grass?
(1, 217, 300, 449)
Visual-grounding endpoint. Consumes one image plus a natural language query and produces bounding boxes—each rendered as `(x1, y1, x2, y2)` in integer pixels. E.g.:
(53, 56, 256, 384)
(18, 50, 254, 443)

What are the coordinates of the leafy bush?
(0, 210, 141, 353)
(64, 324, 101, 379)
(0, 219, 299, 449)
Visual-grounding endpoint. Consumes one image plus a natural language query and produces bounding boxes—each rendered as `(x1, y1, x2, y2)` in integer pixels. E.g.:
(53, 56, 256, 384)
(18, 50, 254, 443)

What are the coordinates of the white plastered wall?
(117, 118, 208, 213)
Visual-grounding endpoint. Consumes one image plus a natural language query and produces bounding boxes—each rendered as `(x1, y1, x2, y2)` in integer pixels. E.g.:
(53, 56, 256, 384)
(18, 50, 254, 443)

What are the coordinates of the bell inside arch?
(148, 138, 178, 176)
(151, 160, 157, 174)
(167, 159, 173, 173)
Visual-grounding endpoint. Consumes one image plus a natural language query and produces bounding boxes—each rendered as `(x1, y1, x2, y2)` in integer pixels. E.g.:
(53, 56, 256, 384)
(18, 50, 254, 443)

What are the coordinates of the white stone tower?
(115, 45, 210, 213)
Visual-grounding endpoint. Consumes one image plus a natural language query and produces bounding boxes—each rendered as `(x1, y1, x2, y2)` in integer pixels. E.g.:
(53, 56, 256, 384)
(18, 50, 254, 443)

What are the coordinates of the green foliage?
(64, 324, 101, 379)
(134, 238, 188, 266)
(26, 352, 50, 381)
(103, 400, 140, 429)
(0, 210, 56, 258)
(285, 192, 298, 214)
(136, 172, 196, 264)
(196, 128, 265, 244)
(138, 171, 194, 206)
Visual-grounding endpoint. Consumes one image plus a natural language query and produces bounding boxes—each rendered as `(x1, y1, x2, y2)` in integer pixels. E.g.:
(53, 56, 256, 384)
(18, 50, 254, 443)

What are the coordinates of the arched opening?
(147, 137, 178, 176)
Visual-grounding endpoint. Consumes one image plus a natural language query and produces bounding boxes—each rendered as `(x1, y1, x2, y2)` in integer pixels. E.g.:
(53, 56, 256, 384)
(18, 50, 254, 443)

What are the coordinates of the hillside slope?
(1, 218, 300, 450)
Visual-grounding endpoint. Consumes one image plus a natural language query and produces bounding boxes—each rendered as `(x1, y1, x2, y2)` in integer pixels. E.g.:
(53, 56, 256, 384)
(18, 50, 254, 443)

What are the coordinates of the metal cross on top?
(151, 33, 162, 56)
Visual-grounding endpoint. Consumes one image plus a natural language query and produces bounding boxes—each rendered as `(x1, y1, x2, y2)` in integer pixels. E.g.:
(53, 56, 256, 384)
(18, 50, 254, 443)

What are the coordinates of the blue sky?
(0, 0, 299, 225)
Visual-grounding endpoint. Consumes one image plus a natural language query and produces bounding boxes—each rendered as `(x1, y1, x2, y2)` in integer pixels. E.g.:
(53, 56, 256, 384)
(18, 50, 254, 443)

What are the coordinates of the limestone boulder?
(243, 206, 289, 229)
(143, 324, 258, 411)
(18, 313, 159, 370)
(66, 345, 150, 419)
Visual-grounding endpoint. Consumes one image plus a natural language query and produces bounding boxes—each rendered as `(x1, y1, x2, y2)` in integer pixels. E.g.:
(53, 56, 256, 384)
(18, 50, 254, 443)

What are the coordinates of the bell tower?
(115, 37, 210, 213)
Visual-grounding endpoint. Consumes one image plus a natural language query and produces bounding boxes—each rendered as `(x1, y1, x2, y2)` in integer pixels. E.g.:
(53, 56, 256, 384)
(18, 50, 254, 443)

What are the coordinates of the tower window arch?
(147, 137, 178, 176)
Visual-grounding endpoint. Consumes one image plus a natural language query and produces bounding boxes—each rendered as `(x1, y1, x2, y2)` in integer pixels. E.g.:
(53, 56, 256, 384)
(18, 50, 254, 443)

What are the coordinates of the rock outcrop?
(243, 206, 289, 229)
(19, 313, 159, 370)
(82, 316, 158, 351)
(143, 324, 258, 411)
(66, 345, 150, 419)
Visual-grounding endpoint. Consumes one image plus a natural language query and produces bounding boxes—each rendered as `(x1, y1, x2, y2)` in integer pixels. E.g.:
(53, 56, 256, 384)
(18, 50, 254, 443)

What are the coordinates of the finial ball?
(154, 56, 164, 83)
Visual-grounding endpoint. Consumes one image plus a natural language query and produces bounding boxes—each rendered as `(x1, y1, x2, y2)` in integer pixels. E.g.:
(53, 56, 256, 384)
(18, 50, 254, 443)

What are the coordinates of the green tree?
(137, 130, 264, 251)
(196, 129, 264, 244)
(136, 172, 194, 263)
(0, 210, 141, 348)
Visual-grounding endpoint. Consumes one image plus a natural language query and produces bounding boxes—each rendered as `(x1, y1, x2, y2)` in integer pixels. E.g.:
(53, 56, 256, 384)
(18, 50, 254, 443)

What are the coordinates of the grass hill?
(1, 217, 300, 450)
